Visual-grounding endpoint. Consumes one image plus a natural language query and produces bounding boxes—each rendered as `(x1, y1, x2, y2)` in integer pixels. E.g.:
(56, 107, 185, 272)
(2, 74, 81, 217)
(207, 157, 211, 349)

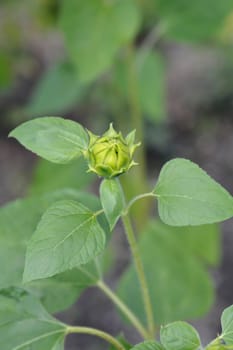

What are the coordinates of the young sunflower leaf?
(154, 158, 233, 226)
(100, 179, 124, 230)
(9, 117, 89, 164)
(23, 200, 106, 282)
(160, 321, 201, 350)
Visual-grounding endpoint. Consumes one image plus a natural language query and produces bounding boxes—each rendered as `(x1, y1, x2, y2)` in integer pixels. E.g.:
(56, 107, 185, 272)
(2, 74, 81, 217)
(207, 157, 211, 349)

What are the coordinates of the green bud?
(84, 123, 140, 179)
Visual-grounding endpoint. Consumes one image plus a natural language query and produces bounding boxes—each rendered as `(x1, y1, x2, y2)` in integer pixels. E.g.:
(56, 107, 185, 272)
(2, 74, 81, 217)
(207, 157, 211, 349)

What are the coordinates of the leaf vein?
(12, 329, 65, 350)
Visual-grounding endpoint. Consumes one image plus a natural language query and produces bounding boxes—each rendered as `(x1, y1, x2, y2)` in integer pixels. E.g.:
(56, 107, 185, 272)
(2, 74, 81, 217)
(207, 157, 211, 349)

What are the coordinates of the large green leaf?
(154, 158, 233, 226)
(160, 321, 201, 350)
(0, 189, 103, 313)
(100, 178, 124, 230)
(0, 287, 66, 350)
(23, 200, 106, 282)
(29, 158, 94, 196)
(27, 62, 84, 117)
(221, 305, 233, 345)
(155, 0, 233, 42)
(9, 117, 89, 164)
(118, 220, 214, 325)
(59, 0, 141, 82)
(130, 341, 165, 350)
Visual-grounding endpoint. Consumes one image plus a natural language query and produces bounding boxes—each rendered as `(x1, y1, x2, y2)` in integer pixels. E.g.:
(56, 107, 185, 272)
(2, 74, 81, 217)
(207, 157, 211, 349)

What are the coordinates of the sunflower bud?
(84, 124, 140, 179)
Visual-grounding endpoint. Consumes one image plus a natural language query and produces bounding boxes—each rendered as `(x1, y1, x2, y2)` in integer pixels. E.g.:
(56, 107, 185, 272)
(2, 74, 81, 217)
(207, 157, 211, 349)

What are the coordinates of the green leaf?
(160, 321, 201, 350)
(23, 200, 106, 282)
(0, 287, 66, 350)
(9, 117, 89, 164)
(154, 158, 233, 226)
(130, 340, 165, 350)
(118, 220, 214, 325)
(221, 305, 233, 344)
(155, 0, 233, 42)
(27, 264, 97, 314)
(100, 178, 124, 230)
(138, 52, 166, 123)
(0, 189, 104, 313)
(29, 158, 94, 196)
(59, 0, 141, 82)
(26, 62, 85, 117)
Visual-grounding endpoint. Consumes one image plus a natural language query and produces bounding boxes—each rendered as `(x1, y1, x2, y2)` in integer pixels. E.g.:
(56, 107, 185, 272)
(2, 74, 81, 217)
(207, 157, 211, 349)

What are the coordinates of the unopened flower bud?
(84, 123, 140, 179)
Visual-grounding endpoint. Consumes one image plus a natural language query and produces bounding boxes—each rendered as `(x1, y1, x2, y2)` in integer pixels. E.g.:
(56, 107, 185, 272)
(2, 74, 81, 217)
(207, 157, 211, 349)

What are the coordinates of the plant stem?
(97, 279, 150, 339)
(121, 213, 155, 338)
(66, 326, 126, 350)
(124, 192, 158, 215)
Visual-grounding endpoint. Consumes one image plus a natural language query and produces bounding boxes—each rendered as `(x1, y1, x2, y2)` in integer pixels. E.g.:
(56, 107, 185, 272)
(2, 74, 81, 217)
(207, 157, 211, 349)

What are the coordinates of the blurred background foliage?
(1, 0, 233, 129)
(1, 0, 233, 347)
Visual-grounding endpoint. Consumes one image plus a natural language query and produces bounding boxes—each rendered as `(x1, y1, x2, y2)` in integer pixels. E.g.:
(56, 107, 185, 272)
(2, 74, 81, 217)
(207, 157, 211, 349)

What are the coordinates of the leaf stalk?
(66, 326, 126, 350)
(97, 280, 150, 339)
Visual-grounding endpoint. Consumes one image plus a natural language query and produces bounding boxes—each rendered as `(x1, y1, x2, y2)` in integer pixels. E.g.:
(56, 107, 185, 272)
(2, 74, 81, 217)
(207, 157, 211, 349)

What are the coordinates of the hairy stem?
(66, 326, 126, 350)
(121, 213, 155, 338)
(97, 280, 150, 339)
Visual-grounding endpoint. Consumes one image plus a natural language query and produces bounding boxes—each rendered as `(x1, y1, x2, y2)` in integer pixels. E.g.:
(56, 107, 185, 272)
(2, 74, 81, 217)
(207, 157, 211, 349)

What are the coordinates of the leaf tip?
(8, 129, 16, 139)
(22, 266, 34, 284)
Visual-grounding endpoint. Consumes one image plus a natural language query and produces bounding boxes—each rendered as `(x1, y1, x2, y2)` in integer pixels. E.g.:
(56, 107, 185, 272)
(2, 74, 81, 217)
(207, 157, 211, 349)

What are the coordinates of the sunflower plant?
(1, 116, 233, 350)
